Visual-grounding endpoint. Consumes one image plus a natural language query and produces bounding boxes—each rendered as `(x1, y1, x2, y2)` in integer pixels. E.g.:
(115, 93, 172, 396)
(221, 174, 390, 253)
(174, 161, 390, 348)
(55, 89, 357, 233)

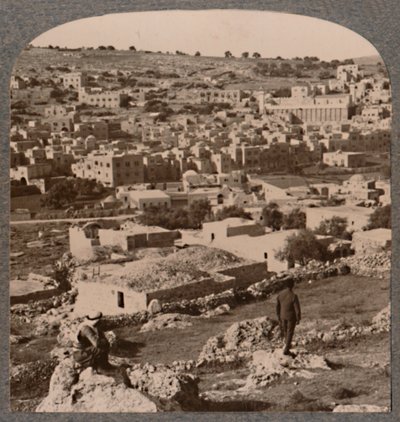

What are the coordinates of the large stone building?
(78, 88, 128, 108)
(72, 151, 144, 187)
(259, 92, 353, 123)
(62, 72, 88, 90)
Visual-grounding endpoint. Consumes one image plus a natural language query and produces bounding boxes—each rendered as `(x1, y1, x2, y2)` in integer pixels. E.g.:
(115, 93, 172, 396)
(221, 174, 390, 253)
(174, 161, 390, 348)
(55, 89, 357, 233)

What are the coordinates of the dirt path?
(11, 214, 134, 225)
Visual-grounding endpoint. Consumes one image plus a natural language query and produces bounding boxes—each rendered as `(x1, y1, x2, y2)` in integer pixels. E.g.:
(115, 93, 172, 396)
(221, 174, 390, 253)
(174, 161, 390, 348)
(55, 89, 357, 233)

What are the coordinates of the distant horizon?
(30, 10, 380, 61)
(29, 45, 381, 62)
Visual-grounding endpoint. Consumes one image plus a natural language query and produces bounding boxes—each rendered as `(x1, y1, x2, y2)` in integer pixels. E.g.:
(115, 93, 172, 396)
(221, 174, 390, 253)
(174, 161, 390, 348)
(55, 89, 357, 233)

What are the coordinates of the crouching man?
(73, 311, 131, 386)
(276, 279, 301, 357)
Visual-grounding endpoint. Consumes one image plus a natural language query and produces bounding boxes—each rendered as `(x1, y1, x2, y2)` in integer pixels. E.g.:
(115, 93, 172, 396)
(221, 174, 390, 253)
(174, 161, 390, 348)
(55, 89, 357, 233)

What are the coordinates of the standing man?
(276, 279, 301, 357)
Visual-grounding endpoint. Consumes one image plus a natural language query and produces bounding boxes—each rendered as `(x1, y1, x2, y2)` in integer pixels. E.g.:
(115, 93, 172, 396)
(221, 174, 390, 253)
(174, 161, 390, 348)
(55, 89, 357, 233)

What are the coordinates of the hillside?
(12, 48, 382, 92)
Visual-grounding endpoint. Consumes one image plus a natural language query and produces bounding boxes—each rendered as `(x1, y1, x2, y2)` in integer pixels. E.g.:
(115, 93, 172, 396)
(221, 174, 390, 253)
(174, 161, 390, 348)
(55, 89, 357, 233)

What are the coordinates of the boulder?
(244, 349, 330, 389)
(147, 299, 162, 315)
(140, 313, 193, 333)
(201, 304, 230, 318)
(127, 363, 200, 410)
(10, 334, 30, 345)
(333, 404, 389, 413)
(371, 305, 390, 332)
(37, 366, 158, 412)
(198, 316, 278, 365)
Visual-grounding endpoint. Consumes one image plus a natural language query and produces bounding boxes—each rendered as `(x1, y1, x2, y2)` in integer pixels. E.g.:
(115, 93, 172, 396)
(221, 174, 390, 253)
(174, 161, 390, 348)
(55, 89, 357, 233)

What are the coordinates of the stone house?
(306, 205, 373, 232)
(323, 150, 366, 168)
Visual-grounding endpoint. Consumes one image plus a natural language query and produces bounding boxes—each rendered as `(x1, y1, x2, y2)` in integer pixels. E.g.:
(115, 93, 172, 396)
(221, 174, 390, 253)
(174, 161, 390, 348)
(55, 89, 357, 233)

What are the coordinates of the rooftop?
(354, 228, 391, 241)
(127, 189, 170, 199)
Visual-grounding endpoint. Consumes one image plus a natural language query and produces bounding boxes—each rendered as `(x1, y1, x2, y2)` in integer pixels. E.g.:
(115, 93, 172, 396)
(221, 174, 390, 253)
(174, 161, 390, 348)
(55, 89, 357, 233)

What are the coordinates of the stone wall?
(146, 231, 180, 247)
(148, 263, 269, 305)
(98, 229, 180, 250)
(11, 287, 60, 305)
(218, 262, 269, 285)
(226, 224, 265, 238)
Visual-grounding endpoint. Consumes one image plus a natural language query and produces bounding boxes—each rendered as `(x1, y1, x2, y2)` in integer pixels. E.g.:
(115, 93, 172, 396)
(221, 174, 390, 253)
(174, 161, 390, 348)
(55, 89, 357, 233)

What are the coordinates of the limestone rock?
(10, 334, 30, 345)
(198, 316, 278, 365)
(127, 363, 200, 410)
(201, 304, 230, 318)
(371, 304, 390, 332)
(147, 299, 162, 315)
(244, 349, 330, 389)
(140, 313, 193, 333)
(37, 365, 158, 412)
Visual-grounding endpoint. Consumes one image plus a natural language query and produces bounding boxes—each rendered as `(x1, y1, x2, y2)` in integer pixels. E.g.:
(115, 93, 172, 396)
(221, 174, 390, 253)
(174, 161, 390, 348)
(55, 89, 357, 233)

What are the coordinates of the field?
(10, 222, 71, 279)
(10, 272, 390, 411)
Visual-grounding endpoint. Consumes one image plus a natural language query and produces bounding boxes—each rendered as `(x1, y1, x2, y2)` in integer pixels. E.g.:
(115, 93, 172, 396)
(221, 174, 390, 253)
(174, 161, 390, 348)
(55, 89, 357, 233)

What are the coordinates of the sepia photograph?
(8, 9, 391, 413)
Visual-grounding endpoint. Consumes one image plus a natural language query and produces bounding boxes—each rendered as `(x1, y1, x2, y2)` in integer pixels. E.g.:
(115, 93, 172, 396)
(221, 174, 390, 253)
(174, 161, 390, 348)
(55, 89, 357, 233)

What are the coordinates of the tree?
(52, 257, 75, 291)
(319, 70, 332, 79)
(252, 52, 261, 58)
(224, 51, 233, 58)
(241, 52, 249, 58)
(107, 45, 115, 50)
(138, 200, 211, 230)
(194, 51, 201, 56)
(129, 46, 136, 51)
(314, 216, 351, 239)
(275, 229, 328, 266)
(214, 205, 252, 221)
(272, 87, 291, 98)
(41, 180, 78, 209)
(188, 199, 211, 228)
(367, 205, 391, 229)
(98, 45, 107, 50)
(342, 58, 355, 65)
(283, 208, 306, 230)
(40, 178, 104, 209)
(261, 202, 283, 231)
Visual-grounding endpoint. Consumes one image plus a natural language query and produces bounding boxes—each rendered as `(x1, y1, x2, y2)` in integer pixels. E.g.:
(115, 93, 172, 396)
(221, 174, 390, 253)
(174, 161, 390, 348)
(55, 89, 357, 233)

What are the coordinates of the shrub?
(367, 205, 391, 229)
(275, 229, 329, 266)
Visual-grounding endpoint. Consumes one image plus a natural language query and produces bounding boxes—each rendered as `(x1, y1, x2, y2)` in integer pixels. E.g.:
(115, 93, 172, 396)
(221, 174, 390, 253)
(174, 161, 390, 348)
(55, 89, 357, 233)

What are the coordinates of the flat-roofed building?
(72, 151, 144, 187)
(78, 88, 128, 108)
(306, 205, 373, 232)
(117, 189, 171, 210)
(62, 72, 87, 90)
(323, 150, 366, 168)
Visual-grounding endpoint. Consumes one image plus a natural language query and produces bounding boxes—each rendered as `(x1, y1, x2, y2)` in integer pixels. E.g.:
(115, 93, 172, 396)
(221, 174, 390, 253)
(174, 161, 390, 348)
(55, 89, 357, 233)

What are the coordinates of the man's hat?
(86, 311, 103, 321)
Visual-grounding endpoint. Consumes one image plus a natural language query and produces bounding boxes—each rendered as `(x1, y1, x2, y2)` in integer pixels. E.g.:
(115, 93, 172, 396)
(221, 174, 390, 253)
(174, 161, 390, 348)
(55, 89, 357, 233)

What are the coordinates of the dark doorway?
(117, 291, 125, 308)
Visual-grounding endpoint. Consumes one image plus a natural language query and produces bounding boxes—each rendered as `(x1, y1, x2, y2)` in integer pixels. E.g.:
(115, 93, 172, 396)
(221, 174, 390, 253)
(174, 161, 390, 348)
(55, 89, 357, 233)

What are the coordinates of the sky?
(31, 10, 379, 61)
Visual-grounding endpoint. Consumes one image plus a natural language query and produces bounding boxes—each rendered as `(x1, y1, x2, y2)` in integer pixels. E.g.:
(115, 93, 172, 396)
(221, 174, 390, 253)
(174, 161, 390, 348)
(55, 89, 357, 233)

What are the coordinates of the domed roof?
(183, 170, 198, 177)
(102, 195, 118, 203)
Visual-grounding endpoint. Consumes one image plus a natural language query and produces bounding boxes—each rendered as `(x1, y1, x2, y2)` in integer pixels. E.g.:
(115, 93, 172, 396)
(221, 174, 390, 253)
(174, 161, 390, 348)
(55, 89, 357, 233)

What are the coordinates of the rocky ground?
(10, 250, 391, 412)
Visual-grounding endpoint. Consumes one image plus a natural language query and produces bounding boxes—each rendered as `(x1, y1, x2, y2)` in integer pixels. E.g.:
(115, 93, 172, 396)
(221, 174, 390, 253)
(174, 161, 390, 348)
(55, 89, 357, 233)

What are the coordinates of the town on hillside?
(9, 26, 391, 414)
